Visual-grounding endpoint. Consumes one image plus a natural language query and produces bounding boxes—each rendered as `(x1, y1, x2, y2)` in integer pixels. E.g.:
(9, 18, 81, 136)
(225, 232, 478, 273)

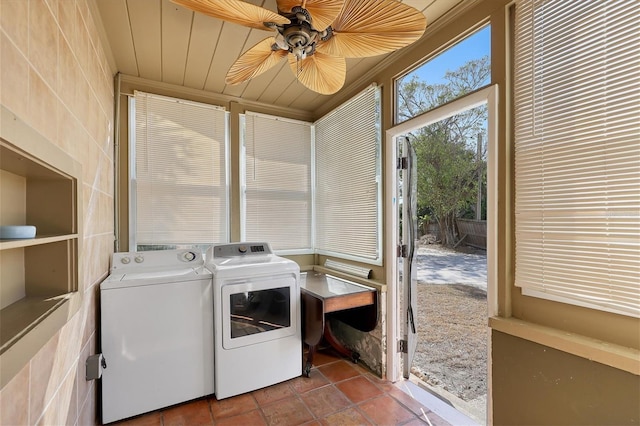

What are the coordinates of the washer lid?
(101, 266, 211, 290)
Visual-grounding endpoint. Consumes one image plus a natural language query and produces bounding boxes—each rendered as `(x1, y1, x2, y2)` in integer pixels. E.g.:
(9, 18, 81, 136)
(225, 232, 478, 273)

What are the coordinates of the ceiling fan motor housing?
(279, 10, 319, 59)
(284, 24, 313, 46)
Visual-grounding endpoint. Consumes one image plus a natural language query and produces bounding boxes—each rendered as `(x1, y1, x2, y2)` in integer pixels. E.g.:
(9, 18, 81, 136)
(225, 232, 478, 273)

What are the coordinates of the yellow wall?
(0, 0, 114, 424)
(492, 331, 640, 425)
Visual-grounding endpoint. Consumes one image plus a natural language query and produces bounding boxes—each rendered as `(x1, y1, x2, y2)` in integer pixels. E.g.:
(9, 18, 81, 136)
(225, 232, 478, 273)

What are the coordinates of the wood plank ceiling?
(95, 0, 462, 113)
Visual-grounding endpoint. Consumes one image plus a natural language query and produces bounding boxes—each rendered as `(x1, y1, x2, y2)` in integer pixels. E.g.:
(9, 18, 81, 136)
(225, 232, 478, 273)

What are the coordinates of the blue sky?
(410, 25, 491, 84)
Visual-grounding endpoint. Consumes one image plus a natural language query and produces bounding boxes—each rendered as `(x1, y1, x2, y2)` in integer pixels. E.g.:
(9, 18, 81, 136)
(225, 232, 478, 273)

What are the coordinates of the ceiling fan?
(171, 0, 427, 95)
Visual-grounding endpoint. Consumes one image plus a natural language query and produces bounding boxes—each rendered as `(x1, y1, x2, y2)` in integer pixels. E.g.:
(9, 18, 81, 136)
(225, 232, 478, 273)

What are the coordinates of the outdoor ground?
(411, 243, 488, 421)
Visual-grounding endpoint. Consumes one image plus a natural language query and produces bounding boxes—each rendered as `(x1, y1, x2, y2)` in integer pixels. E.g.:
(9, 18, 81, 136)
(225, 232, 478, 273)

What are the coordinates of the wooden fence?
(455, 218, 487, 249)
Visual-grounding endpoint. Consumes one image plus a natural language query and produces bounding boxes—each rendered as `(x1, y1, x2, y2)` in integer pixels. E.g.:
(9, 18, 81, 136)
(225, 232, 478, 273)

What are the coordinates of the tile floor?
(111, 348, 456, 426)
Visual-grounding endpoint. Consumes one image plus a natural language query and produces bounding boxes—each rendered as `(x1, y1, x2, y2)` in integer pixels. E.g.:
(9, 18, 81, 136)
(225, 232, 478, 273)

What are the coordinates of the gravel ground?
(411, 244, 488, 422)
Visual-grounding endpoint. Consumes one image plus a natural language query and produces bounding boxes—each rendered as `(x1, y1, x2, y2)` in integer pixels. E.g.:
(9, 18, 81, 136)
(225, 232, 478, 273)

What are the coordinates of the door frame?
(384, 84, 499, 387)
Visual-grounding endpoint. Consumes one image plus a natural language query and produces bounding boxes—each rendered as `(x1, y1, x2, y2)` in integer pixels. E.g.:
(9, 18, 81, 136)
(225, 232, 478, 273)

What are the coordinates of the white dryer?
(100, 249, 214, 424)
(205, 243, 301, 399)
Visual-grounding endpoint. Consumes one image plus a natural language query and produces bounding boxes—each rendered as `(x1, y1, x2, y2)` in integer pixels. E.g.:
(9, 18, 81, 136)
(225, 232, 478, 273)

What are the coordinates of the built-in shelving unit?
(0, 106, 82, 388)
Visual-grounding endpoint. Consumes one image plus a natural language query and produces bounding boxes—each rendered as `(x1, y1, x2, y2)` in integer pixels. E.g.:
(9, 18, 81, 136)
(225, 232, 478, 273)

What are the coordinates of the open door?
(398, 136, 419, 379)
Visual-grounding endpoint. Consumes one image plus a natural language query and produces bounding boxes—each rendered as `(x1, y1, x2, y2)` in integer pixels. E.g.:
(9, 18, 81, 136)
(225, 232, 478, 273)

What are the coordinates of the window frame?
(513, 0, 640, 319)
(314, 85, 383, 265)
(128, 91, 230, 251)
(239, 86, 383, 264)
(239, 111, 315, 255)
(394, 24, 492, 126)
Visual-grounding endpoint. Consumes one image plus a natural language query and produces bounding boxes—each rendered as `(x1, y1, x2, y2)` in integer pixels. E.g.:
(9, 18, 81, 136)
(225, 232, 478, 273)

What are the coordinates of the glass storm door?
(399, 136, 418, 379)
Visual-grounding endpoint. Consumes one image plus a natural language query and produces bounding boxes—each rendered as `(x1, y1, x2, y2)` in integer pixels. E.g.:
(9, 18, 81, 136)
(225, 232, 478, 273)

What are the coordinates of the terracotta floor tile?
(320, 407, 373, 426)
(364, 373, 395, 392)
(260, 396, 314, 426)
(310, 348, 343, 366)
(335, 376, 384, 404)
(358, 395, 416, 425)
(115, 411, 162, 426)
(299, 385, 352, 418)
(108, 352, 464, 426)
(210, 394, 257, 420)
(289, 370, 330, 394)
(352, 360, 377, 375)
(317, 360, 360, 383)
(162, 399, 212, 426)
(253, 381, 295, 406)
(214, 409, 267, 426)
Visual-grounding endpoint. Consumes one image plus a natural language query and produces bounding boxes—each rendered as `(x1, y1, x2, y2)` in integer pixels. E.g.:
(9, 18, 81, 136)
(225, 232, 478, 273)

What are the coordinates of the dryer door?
(220, 273, 299, 349)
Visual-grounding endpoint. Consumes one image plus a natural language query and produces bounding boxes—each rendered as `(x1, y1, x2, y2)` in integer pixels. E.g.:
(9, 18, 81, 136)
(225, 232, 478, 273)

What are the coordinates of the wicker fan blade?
(315, 0, 426, 57)
(276, 0, 345, 31)
(288, 52, 346, 95)
(226, 38, 288, 85)
(171, 0, 290, 30)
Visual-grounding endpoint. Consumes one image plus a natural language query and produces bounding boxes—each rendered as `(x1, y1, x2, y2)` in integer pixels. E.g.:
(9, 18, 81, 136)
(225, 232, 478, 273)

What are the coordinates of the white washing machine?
(100, 249, 214, 424)
(205, 243, 301, 399)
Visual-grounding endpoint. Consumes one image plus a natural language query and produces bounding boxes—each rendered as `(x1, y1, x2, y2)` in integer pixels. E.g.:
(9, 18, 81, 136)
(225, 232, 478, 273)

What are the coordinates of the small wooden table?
(300, 272, 378, 377)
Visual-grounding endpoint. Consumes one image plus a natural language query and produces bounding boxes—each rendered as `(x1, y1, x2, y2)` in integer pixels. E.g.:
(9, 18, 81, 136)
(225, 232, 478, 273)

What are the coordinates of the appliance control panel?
(110, 249, 202, 272)
(212, 242, 273, 258)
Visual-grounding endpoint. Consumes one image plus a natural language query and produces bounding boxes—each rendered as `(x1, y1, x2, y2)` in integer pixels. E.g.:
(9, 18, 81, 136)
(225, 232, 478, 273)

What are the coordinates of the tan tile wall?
(0, 0, 114, 424)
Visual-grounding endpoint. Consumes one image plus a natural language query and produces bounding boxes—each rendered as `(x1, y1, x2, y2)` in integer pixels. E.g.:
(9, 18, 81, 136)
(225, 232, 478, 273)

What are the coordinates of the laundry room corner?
(328, 315, 384, 377)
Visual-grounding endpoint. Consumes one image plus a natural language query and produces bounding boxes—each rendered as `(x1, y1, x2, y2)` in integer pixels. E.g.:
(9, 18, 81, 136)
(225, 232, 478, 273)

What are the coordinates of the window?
(241, 112, 313, 252)
(396, 26, 491, 124)
(241, 87, 382, 264)
(130, 91, 229, 250)
(514, 0, 640, 317)
(315, 85, 382, 263)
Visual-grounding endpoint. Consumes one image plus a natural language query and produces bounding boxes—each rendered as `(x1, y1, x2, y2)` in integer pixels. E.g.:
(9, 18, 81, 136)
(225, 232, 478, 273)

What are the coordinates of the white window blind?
(241, 112, 313, 252)
(131, 91, 229, 248)
(315, 85, 382, 263)
(514, 0, 640, 317)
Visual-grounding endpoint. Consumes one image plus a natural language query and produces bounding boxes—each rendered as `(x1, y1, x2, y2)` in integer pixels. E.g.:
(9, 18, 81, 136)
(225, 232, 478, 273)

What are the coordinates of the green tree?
(398, 56, 489, 246)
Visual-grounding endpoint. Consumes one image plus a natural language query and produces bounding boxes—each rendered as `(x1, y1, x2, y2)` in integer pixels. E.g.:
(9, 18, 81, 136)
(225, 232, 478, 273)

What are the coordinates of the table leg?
(304, 345, 316, 377)
(302, 293, 324, 377)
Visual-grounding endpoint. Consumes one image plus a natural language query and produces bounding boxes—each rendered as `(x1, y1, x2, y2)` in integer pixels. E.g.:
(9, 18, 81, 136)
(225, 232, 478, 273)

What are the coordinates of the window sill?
(312, 265, 386, 293)
(489, 316, 640, 375)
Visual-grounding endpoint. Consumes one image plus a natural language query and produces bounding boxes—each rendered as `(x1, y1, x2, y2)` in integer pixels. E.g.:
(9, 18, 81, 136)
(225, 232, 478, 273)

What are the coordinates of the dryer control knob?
(238, 245, 247, 254)
(121, 257, 131, 264)
(183, 251, 196, 261)
(134, 255, 144, 263)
